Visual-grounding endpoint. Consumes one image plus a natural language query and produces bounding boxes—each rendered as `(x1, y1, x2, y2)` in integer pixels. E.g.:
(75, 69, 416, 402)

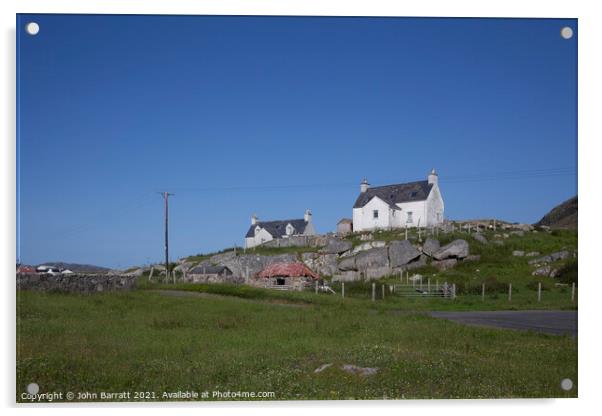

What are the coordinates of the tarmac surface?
(429, 310, 577, 337)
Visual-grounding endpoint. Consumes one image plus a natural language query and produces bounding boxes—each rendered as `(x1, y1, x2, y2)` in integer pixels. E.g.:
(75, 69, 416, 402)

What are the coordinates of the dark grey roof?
(245, 219, 308, 238)
(189, 265, 232, 275)
(353, 180, 433, 209)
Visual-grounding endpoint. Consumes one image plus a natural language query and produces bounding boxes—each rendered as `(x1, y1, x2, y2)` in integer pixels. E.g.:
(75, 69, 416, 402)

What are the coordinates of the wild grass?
(16, 290, 577, 401)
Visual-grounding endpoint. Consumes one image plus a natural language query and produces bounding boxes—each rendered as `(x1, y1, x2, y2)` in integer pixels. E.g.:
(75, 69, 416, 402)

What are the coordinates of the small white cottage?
(352, 169, 444, 232)
(244, 210, 316, 248)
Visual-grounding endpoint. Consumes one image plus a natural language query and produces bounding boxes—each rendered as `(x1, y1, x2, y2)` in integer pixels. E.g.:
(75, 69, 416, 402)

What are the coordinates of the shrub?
(555, 260, 577, 285)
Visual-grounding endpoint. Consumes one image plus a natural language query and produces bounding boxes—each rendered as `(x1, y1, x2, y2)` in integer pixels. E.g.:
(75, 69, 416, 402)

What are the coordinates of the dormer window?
(285, 224, 295, 236)
(410, 191, 418, 198)
(255, 226, 261, 235)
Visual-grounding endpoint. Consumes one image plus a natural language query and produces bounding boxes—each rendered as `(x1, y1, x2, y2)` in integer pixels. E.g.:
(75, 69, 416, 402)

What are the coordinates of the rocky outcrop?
(338, 256, 357, 272)
(219, 253, 298, 277)
(320, 238, 353, 255)
(388, 240, 421, 267)
(432, 239, 469, 260)
(528, 250, 570, 265)
(302, 253, 338, 277)
(535, 196, 577, 229)
(355, 247, 389, 270)
(348, 241, 386, 256)
(422, 238, 440, 257)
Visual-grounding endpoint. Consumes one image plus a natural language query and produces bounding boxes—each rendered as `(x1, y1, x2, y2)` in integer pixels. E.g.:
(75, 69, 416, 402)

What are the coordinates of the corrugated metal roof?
(256, 262, 320, 279)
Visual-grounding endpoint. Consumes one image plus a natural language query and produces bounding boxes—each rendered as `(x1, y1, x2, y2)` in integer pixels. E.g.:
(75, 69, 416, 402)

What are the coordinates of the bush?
(555, 260, 578, 285)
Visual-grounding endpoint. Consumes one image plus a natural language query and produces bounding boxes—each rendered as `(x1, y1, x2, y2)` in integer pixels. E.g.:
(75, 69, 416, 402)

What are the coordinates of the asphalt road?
(429, 310, 577, 337)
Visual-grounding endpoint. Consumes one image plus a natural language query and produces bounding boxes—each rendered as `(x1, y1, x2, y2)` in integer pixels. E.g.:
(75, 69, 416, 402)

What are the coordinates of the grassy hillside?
(17, 290, 577, 401)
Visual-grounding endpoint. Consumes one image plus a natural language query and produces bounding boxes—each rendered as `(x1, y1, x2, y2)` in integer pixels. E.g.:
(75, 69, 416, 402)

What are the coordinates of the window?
(373, 210, 379, 219)
(276, 278, 285, 286)
(255, 226, 261, 235)
(407, 212, 413, 223)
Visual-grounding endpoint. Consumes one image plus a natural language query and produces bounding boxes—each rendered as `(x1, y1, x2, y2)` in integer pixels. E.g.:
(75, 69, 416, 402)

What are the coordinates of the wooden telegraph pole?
(159, 192, 175, 283)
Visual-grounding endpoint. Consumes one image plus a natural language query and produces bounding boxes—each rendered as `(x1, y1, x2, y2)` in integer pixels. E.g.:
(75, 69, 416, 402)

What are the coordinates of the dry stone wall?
(16, 273, 138, 293)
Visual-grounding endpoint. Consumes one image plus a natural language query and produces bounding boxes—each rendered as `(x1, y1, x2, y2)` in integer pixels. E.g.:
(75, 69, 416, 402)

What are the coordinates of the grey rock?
(512, 250, 525, 257)
(510, 230, 525, 237)
(314, 363, 333, 373)
(320, 238, 353, 255)
(341, 364, 378, 377)
(493, 240, 504, 246)
(528, 250, 570, 265)
(399, 255, 428, 271)
(433, 239, 469, 260)
(355, 247, 389, 270)
(302, 253, 338, 277)
(350, 241, 386, 255)
(463, 254, 481, 262)
(431, 259, 458, 271)
(220, 253, 298, 277)
(331, 271, 362, 282)
(473, 233, 488, 244)
(526, 251, 540, 257)
(16, 273, 137, 293)
(338, 256, 357, 272)
(532, 265, 552, 277)
(210, 251, 237, 265)
(422, 238, 440, 257)
(388, 240, 421, 267)
(366, 266, 393, 279)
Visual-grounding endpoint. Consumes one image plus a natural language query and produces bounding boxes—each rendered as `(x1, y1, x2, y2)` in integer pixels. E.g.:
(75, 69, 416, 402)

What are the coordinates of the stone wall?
(16, 273, 138, 293)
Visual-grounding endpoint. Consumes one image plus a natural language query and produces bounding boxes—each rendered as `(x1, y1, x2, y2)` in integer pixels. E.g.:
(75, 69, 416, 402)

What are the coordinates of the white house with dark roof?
(244, 210, 316, 248)
(352, 169, 444, 232)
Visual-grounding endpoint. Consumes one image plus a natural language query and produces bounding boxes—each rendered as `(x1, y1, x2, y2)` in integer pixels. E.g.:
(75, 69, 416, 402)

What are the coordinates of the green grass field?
(16, 229, 578, 402)
(17, 287, 577, 402)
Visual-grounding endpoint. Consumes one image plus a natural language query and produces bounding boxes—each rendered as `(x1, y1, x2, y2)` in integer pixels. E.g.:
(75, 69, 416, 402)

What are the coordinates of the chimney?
(251, 214, 258, 225)
(360, 178, 370, 193)
(304, 209, 312, 223)
(428, 168, 438, 185)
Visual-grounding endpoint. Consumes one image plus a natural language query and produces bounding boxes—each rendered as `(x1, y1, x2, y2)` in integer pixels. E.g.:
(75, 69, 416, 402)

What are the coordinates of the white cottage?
(352, 169, 444, 232)
(244, 210, 316, 248)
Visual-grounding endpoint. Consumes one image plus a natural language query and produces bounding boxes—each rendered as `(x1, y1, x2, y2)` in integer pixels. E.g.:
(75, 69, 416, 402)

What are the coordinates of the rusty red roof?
(257, 262, 320, 280)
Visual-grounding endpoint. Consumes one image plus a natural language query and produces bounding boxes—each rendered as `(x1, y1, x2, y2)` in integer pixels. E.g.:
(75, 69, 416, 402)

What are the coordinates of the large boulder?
(400, 255, 427, 271)
(422, 238, 440, 257)
(302, 253, 338, 276)
(388, 240, 421, 267)
(320, 238, 353, 255)
(432, 239, 469, 260)
(220, 253, 298, 277)
(349, 241, 386, 256)
(355, 247, 389, 270)
(366, 266, 393, 279)
(338, 256, 357, 271)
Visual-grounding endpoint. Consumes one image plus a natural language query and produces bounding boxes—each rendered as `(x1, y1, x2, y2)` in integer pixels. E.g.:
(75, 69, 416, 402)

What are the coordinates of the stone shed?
(337, 218, 353, 236)
(253, 262, 320, 291)
(185, 265, 236, 284)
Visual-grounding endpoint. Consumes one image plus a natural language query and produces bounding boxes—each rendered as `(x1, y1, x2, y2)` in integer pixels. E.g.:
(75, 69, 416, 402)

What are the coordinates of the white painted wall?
(245, 227, 274, 248)
(352, 196, 392, 231)
(353, 183, 445, 232)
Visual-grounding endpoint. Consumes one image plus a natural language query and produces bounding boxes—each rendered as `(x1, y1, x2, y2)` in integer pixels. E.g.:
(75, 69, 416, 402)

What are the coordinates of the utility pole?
(158, 191, 175, 284)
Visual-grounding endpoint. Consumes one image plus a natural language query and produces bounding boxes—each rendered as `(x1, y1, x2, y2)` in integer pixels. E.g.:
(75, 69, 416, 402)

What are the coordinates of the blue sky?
(17, 15, 577, 268)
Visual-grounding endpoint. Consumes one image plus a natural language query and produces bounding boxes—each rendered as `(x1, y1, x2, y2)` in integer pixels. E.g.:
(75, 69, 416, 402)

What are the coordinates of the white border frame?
(3, 1, 599, 415)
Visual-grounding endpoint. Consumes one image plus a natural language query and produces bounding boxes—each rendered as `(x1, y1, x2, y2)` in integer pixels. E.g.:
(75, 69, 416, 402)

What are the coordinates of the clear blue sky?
(17, 14, 577, 268)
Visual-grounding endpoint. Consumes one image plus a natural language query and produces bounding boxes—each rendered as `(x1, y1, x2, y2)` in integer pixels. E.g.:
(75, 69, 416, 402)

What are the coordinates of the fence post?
(468, 223, 471, 234)
(372, 283, 375, 302)
(452, 283, 456, 299)
(399, 270, 403, 282)
(571, 282, 576, 302)
(428, 278, 431, 292)
(482, 283, 485, 301)
(342, 282, 345, 298)
(382, 284, 385, 300)
(405, 225, 408, 240)
(436, 279, 439, 291)
(315, 280, 318, 294)
(508, 283, 512, 301)
(537, 282, 541, 302)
